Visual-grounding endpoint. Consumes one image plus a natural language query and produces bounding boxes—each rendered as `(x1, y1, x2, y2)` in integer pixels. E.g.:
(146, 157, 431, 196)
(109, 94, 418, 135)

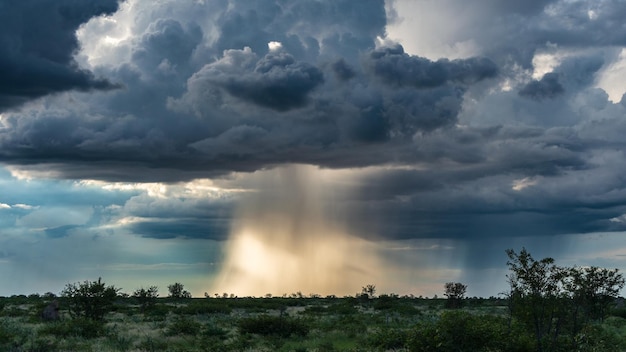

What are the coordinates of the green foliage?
(361, 284, 376, 299)
(366, 327, 409, 350)
(61, 277, 120, 321)
(0, 319, 28, 349)
(132, 286, 159, 312)
(176, 300, 232, 315)
(407, 310, 533, 352)
(143, 303, 170, 320)
(167, 283, 192, 299)
(238, 314, 309, 337)
(166, 315, 202, 335)
(575, 323, 626, 352)
(39, 317, 107, 338)
(444, 282, 467, 309)
(506, 248, 626, 351)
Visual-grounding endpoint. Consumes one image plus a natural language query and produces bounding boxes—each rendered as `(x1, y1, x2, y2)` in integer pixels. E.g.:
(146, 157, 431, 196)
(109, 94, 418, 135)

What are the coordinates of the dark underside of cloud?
(0, 0, 121, 111)
(2, 0, 626, 243)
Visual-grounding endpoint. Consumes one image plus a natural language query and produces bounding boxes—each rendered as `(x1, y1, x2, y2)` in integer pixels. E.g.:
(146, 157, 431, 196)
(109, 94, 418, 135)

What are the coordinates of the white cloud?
(512, 177, 539, 191)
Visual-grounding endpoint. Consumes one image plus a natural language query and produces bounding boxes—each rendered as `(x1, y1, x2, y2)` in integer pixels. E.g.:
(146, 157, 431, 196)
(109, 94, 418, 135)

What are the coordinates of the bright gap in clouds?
(596, 48, 626, 102)
(385, 0, 479, 59)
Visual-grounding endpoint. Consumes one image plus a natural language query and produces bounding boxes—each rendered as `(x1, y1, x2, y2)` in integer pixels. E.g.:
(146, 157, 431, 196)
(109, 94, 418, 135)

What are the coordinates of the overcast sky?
(2, 0, 626, 298)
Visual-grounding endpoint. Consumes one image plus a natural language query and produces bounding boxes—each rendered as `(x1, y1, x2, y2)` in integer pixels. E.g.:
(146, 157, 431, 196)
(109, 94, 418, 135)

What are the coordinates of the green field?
(2, 293, 626, 352)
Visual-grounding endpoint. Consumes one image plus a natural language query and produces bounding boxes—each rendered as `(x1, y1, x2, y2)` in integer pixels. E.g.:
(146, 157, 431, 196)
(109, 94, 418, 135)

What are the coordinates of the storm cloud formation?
(2, 0, 626, 248)
(0, 0, 121, 111)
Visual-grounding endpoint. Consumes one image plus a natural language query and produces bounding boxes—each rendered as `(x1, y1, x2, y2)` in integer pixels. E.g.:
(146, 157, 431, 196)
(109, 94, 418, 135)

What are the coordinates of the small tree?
(132, 286, 159, 312)
(506, 248, 566, 352)
(361, 284, 376, 299)
(505, 248, 625, 351)
(444, 282, 467, 309)
(61, 277, 120, 321)
(565, 266, 624, 324)
(168, 282, 192, 299)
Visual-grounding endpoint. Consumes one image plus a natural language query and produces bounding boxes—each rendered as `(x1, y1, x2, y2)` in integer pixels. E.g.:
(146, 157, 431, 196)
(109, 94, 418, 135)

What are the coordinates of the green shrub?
(143, 303, 170, 320)
(201, 323, 228, 338)
(166, 316, 202, 336)
(39, 317, 107, 338)
(366, 328, 409, 350)
(238, 315, 309, 337)
(407, 311, 532, 352)
(61, 277, 120, 321)
(575, 323, 626, 352)
(0, 319, 29, 349)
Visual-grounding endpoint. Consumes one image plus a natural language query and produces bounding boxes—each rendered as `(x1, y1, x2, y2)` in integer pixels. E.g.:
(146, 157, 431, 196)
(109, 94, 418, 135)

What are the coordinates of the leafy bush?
(167, 283, 192, 299)
(61, 277, 120, 321)
(575, 323, 626, 352)
(0, 319, 29, 349)
(143, 303, 170, 320)
(238, 315, 309, 337)
(132, 286, 159, 312)
(366, 328, 409, 350)
(407, 310, 533, 352)
(166, 316, 202, 336)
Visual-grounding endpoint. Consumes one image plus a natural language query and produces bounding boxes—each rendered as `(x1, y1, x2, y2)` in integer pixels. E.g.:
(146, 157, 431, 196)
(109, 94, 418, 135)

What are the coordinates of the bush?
(167, 283, 191, 299)
(166, 316, 202, 336)
(132, 286, 159, 312)
(238, 315, 309, 338)
(406, 311, 532, 352)
(575, 323, 626, 352)
(366, 328, 409, 350)
(39, 317, 107, 338)
(61, 277, 120, 321)
(0, 319, 29, 349)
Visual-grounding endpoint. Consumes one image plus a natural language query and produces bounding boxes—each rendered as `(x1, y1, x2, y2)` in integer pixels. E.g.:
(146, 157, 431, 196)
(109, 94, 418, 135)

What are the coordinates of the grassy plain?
(1, 294, 625, 351)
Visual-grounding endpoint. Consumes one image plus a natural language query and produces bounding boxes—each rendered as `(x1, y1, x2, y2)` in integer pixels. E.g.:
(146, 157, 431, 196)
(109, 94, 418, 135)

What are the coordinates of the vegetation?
(61, 277, 120, 321)
(0, 249, 624, 351)
(132, 286, 159, 312)
(444, 282, 467, 309)
(167, 282, 192, 299)
(505, 248, 625, 352)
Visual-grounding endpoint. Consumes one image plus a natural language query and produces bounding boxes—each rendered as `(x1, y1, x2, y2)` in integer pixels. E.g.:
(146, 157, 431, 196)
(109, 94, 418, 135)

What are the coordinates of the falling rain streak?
(211, 165, 384, 296)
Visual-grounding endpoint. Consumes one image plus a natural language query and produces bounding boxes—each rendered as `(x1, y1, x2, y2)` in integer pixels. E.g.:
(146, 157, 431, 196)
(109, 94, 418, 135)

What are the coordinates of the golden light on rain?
(211, 164, 385, 296)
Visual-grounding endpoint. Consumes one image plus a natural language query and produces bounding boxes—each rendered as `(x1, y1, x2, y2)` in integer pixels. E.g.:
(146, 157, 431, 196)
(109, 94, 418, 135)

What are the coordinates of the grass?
(1, 296, 625, 351)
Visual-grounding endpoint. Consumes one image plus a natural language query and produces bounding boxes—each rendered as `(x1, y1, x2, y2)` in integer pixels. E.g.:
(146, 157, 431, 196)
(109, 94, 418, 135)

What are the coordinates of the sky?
(2, 0, 626, 298)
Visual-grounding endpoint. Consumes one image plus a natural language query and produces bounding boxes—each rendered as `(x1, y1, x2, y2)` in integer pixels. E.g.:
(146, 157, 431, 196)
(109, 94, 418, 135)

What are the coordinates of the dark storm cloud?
(519, 73, 564, 100)
(0, 0, 121, 111)
(368, 45, 498, 88)
(211, 52, 324, 111)
(331, 59, 356, 81)
(3, 0, 626, 244)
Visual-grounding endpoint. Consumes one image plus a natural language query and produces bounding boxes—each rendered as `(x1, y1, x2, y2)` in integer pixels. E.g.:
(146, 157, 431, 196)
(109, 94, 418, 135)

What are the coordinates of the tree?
(168, 282, 192, 299)
(565, 266, 624, 324)
(361, 284, 376, 299)
(61, 277, 120, 321)
(444, 282, 467, 309)
(132, 286, 159, 312)
(505, 248, 625, 352)
(505, 248, 567, 352)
